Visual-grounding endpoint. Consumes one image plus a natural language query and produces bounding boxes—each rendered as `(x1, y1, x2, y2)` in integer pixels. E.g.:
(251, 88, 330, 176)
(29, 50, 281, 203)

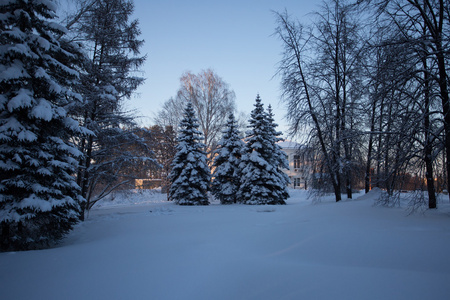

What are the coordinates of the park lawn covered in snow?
(1, 188, 450, 300)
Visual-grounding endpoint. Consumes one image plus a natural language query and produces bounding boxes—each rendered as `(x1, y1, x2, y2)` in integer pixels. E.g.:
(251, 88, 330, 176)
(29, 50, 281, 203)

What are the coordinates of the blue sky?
(129, 0, 319, 135)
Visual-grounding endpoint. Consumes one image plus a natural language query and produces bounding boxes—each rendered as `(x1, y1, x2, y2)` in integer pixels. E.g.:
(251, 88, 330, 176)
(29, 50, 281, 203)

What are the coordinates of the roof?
(277, 140, 302, 149)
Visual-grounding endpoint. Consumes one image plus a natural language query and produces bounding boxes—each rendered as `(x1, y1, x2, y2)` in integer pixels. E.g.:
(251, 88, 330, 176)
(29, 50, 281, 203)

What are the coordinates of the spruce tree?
(169, 102, 210, 205)
(212, 113, 244, 204)
(237, 95, 289, 205)
(266, 105, 290, 200)
(0, 0, 83, 251)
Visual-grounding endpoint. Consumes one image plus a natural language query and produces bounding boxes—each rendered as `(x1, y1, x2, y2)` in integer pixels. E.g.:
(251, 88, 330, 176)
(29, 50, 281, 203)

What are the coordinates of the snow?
(17, 129, 37, 142)
(0, 61, 29, 81)
(277, 140, 302, 149)
(0, 116, 24, 133)
(18, 193, 52, 212)
(31, 98, 53, 121)
(1, 189, 450, 299)
(7, 88, 32, 112)
(37, 37, 50, 51)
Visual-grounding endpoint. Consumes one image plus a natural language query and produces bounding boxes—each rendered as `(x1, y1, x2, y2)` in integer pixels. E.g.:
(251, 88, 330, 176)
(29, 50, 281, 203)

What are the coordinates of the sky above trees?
(130, 0, 318, 133)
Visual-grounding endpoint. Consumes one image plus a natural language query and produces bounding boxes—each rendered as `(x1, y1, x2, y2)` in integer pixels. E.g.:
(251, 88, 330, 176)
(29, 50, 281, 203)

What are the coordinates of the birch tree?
(155, 69, 236, 157)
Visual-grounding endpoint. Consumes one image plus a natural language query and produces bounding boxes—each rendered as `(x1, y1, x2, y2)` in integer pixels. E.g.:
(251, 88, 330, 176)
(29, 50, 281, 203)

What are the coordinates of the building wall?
(279, 141, 307, 189)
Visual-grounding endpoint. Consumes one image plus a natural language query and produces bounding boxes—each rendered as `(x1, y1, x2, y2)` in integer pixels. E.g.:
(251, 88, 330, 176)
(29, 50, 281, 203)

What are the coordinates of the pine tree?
(0, 0, 83, 251)
(237, 95, 289, 205)
(169, 102, 210, 205)
(212, 113, 244, 204)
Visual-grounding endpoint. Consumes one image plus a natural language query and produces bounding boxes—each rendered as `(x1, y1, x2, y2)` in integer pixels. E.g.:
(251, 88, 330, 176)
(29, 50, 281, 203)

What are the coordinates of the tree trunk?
(79, 134, 94, 220)
(365, 100, 377, 193)
(436, 48, 450, 203)
(422, 44, 437, 208)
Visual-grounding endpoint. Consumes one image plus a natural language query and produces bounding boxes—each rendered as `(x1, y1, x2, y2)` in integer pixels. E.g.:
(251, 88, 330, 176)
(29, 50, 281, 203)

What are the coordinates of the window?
(293, 155, 301, 169)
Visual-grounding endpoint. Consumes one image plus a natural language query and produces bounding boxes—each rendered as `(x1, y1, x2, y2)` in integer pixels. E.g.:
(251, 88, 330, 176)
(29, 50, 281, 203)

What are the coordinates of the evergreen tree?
(266, 105, 290, 173)
(66, 0, 152, 216)
(212, 113, 244, 204)
(266, 104, 290, 195)
(238, 95, 289, 205)
(169, 102, 210, 205)
(0, 0, 83, 251)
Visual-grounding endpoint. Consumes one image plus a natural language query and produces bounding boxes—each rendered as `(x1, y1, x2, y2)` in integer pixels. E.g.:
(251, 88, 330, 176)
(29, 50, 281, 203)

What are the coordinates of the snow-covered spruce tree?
(237, 95, 289, 205)
(0, 0, 84, 251)
(169, 102, 210, 205)
(212, 113, 244, 204)
(266, 104, 290, 188)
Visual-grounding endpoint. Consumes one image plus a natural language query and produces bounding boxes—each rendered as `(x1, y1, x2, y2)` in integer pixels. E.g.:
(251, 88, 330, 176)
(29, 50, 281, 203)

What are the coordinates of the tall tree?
(169, 102, 210, 205)
(276, 1, 366, 201)
(212, 113, 244, 204)
(275, 11, 342, 202)
(66, 0, 152, 216)
(266, 105, 291, 184)
(312, 0, 364, 199)
(237, 95, 289, 205)
(363, 23, 425, 203)
(155, 69, 236, 156)
(361, 0, 448, 208)
(0, 0, 83, 250)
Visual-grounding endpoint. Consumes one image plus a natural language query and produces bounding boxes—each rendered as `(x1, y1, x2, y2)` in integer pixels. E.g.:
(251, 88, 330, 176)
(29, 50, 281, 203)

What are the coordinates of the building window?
(293, 155, 301, 169)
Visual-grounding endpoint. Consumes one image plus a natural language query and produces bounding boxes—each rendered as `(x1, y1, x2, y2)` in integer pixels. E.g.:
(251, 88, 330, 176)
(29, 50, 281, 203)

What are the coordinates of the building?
(278, 141, 308, 189)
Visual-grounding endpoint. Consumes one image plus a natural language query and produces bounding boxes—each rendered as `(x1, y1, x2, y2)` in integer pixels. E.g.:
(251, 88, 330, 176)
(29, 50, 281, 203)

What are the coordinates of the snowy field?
(1, 188, 450, 300)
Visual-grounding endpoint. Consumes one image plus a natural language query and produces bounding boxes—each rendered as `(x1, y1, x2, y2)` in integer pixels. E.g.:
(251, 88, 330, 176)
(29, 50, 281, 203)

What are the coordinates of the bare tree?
(311, 0, 366, 199)
(154, 97, 185, 131)
(275, 11, 343, 201)
(147, 125, 177, 195)
(368, 0, 450, 208)
(277, 0, 448, 208)
(155, 69, 236, 157)
(275, 0, 365, 201)
(361, 0, 449, 208)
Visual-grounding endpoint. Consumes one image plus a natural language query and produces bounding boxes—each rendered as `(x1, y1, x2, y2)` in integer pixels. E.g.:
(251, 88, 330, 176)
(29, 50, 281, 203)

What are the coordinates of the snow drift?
(1, 189, 449, 300)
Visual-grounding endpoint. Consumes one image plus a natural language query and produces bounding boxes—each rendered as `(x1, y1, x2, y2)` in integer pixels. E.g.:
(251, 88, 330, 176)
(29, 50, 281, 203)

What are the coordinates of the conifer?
(168, 102, 210, 205)
(0, 0, 84, 250)
(212, 113, 244, 204)
(238, 95, 289, 205)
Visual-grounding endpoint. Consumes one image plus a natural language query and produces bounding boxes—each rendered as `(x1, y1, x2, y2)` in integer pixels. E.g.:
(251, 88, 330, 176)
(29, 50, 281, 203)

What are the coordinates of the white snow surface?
(1, 189, 450, 300)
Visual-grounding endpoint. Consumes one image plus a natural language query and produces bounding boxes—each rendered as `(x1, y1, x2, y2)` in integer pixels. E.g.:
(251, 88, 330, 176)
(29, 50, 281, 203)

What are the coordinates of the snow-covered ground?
(1, 188, 450, 300)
